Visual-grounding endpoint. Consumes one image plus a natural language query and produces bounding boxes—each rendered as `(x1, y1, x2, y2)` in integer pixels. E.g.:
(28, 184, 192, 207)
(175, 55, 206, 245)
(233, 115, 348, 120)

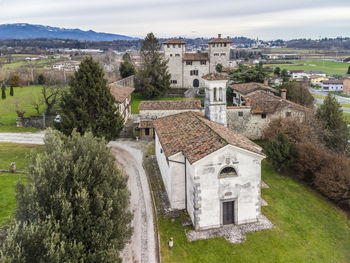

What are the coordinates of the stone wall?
(227, 107, 307, 140)
(16, 115, 45, 129)
(139, 109, 203, 120)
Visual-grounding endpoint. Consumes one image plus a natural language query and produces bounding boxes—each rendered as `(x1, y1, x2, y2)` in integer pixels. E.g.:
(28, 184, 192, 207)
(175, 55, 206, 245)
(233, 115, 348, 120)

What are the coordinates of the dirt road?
(109, 140, 156, 263)
(0, 132, 45, 144)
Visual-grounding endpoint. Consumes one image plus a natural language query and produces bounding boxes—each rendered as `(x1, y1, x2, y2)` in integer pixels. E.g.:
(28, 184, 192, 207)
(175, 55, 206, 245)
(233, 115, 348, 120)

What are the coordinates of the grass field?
(0, 86, 43, 132)
(344, 112, 350, 124)
(266, 60, 349, 75)
(158, 162, 350, 263)
(341, 103, 350, 108)
(0, 143, 43, 225)
(131, 93, 201, 114)
(2, 59, 56, 70)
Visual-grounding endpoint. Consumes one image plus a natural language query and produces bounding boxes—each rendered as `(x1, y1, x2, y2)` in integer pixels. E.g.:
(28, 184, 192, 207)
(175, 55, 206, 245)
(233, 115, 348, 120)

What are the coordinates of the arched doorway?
(193, 79, 199, 88)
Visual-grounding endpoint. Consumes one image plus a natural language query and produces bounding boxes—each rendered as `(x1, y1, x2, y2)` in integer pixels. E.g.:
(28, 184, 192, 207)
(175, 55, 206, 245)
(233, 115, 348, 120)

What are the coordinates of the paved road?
(109, 140, 156, 263)
(310, 88, 350, 113)
(0, 132, 45, 144)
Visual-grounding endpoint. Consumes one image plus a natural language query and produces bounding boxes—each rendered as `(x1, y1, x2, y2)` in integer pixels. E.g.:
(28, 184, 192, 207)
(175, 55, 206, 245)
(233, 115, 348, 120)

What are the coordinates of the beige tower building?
(163, 34, 231, 89)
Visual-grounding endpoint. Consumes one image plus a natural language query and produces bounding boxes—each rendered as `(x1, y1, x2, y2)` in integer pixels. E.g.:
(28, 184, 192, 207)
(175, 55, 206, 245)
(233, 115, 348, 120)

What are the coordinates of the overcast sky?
(1, 0, 350, 40)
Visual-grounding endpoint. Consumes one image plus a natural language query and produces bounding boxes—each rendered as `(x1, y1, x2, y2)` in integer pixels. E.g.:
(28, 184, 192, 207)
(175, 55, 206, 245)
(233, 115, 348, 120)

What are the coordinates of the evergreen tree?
(265, 133, 297, 172)
(119, 59, 136, 78)
(57, 57, 124, 141)
(316, 94, 350, 153)
(135, 32, 171, 98)
(10, 86, 14, 96)
(281, 80, 314, 107)
(281, 69, 289, 82)
(274, 67, 281, 76)
(1, 83, 6, 99)
(0, 130, 133, 262)
(230, 63, 268, 83)
(216, 63, 223, 73)
(37, 73, 46, 85)
(347, 65, 350, 75)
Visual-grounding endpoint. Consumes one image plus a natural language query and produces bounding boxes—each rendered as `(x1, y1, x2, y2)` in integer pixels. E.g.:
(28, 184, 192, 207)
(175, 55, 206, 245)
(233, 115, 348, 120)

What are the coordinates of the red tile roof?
(154, 111, 264, 164)
(183, 53, 209, 61)
(202, 72, 229, 81)
(245, 90, 310, 114)
(208, 37, 231, 44)
(229, 82, 278, 95)
(163, 38, 186, 45)
(138, 100, 202, 111)
(110, 84, 135, 103)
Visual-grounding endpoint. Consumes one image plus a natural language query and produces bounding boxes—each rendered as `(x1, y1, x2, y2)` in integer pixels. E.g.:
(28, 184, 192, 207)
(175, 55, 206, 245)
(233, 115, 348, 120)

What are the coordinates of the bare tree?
(42, 85, 62, 116)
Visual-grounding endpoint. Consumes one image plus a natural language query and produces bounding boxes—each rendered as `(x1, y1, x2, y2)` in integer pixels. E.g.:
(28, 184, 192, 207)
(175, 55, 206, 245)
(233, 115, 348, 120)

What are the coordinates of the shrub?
(265, 133, 297, 172)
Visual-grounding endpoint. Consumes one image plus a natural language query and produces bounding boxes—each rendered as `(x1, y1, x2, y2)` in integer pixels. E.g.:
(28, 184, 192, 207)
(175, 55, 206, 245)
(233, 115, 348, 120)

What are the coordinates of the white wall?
(191, 145, 264, 230)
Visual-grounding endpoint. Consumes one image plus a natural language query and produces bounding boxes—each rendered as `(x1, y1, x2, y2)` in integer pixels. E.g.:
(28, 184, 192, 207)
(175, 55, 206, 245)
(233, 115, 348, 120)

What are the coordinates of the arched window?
(219, 88, 223, 101)
(219, 166, 237, 177)
(213, 87, 217, 101)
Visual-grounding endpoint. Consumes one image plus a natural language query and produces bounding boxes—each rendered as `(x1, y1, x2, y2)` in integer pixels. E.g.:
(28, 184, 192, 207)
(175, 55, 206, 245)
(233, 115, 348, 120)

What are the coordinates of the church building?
(153, 73, 265, 230)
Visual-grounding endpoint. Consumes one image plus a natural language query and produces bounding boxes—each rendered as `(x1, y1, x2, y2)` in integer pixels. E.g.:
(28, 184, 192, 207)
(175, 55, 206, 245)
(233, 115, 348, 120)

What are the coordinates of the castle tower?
(162, 38, 186, 88)
(202, 72, 229, 126)
(208, 34, 231, 73)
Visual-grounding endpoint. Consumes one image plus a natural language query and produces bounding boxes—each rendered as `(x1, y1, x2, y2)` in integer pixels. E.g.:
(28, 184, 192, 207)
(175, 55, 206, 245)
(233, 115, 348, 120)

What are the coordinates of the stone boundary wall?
(113, 75, 135, 88)
(16, 115, 45, 129)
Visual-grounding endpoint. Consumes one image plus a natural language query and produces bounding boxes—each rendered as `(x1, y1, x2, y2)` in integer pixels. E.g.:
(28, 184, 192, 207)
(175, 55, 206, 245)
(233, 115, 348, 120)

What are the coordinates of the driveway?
(109, 140, 157, 263)
(0, 132, 45, 144)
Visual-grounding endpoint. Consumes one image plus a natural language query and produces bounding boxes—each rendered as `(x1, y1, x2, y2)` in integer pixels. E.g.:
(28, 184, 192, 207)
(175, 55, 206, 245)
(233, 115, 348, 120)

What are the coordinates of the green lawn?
(131, 93, 201, 114)
(159, 162, 350, 263)
(266, 60, 349, 75)
(344, 112, 350, 124)
(0, 143, 43, 225)
(2, 59, 56, 70)
(0, 86, 43, 132)
(341, 103, 350, 108)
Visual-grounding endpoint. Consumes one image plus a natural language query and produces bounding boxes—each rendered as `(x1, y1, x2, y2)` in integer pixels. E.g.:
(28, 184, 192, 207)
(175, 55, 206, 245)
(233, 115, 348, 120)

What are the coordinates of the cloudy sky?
(1, 0, 350, 40)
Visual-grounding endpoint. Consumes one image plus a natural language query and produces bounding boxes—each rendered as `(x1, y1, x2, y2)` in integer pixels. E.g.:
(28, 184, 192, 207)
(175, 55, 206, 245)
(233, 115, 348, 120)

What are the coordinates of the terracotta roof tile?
(202, 72, 229, 81)
(322, 79, 343, 84)
(229, 82, 278, 95)
(110, 84, 135, 103)
(153, 111, 264, 164)
(163, 38, 186, 45)
(138, 100, 202, 111)
(208, 37, 231, 44)
(245, 90, 310, 114)
(183, 53, 209, 61)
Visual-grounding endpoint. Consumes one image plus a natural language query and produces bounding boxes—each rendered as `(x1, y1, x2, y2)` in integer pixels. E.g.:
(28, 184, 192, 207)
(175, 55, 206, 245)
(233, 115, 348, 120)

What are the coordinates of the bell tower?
(202, 73, 229, 127)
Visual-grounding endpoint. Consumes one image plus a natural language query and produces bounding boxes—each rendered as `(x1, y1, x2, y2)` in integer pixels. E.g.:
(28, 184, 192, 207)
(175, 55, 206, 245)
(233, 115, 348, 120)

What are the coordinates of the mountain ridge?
(0, 23, 137, 41)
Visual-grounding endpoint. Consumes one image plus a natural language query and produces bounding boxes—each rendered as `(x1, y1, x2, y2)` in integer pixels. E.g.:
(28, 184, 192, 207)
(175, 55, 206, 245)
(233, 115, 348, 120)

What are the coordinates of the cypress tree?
(119, 59, 135, 78)
(135, 32, 171, 98)
(316, 94, 350, 153)
(0, 130, 133, 262)
(1, 83, 6, 99)
(10, 86, 14, 96)
(57, 56, 124, 141)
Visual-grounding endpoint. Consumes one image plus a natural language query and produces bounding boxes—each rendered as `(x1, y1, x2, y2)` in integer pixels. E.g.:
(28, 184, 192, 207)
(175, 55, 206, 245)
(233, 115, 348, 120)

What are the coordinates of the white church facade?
(162, 34, 231, 89)
(153, 73, 266, 230)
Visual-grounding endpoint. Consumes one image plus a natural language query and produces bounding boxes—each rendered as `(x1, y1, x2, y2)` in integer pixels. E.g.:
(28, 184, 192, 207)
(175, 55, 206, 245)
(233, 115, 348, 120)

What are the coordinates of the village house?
(321, 79, 343, 91)
(153, 73, 265, 230)
(226, 89, 310, 139)
(109, 84, 135, 122)
(289, 70, 308, 79)
(138, 120, 154, 140)
(310, 74, 328, 86)
(343, 77, 350, 95)
(230, 81, 279, 106)
(163, 34, 231, 89)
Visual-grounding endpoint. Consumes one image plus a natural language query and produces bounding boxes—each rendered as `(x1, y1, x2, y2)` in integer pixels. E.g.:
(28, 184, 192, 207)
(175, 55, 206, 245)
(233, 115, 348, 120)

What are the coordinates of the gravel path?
(109, 140, 156, 263)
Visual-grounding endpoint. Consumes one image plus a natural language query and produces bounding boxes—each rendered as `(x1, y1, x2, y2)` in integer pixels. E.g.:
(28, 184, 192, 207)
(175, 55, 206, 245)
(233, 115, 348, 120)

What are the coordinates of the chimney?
(245, 98, 251, 106)
(263, 78, 268, 86)
(218, 33, 221, 38)
(281, 89, 287, 100)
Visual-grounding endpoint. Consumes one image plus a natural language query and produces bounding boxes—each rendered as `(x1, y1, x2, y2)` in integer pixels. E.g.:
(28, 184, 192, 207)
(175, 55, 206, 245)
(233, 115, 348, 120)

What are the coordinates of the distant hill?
(0, 23, 137, 41)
